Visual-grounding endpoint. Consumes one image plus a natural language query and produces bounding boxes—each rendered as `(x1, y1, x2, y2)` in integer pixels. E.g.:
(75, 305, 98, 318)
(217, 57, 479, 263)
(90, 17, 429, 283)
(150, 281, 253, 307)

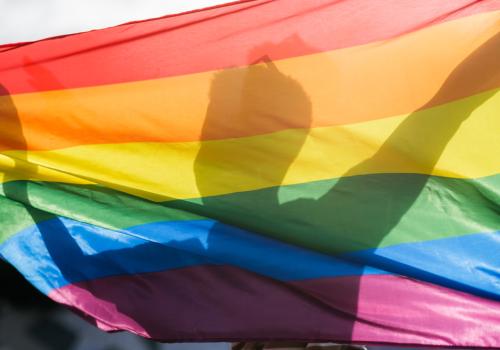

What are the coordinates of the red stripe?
(1, 0, 499, 95)
(50, 265, 500, 347)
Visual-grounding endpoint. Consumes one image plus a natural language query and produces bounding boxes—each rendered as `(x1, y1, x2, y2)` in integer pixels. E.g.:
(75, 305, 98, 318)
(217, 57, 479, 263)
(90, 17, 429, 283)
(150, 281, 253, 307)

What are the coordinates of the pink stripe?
(49, 265, 500, 347)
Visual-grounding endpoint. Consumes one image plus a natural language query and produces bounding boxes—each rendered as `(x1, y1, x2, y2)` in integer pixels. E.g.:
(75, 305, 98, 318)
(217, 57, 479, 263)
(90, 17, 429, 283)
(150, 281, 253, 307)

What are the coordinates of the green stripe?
(168, 173, 500, 253)
(0, 181, 203, 244)
(0, 195, 53, 243)
(1, 173, 499, 253)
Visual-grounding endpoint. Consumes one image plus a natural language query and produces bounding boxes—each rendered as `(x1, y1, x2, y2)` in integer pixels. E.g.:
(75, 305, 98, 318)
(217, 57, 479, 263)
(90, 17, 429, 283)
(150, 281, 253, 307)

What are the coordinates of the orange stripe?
(1, 10, 499, 151)
(2, 90, 498, 201)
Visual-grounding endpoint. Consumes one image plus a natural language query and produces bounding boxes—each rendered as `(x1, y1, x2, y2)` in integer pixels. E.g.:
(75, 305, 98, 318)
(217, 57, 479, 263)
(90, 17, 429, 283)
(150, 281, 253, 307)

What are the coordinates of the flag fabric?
(0, 0, 499, 347)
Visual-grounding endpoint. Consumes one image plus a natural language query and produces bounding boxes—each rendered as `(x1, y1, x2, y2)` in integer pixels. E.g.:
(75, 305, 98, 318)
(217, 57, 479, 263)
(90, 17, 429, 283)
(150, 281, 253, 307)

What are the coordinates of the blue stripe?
(0, 217, 384, 294)
(346, 230, 500, 300)
(1, 216, 498, 300)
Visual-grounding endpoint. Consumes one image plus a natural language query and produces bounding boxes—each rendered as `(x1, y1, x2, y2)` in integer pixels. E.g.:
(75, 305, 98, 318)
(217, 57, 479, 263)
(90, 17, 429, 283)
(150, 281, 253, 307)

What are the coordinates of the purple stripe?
(49, 265, 500, 347)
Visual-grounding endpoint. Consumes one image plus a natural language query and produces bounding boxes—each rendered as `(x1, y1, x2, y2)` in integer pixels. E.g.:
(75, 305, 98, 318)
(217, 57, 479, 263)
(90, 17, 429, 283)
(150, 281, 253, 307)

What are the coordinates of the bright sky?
(0, 0, 231, 45)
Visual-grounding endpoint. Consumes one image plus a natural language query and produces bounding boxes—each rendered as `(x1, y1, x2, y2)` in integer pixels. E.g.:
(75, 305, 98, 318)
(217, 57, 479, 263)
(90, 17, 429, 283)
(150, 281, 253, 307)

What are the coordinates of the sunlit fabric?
(0, 0, 499, 347)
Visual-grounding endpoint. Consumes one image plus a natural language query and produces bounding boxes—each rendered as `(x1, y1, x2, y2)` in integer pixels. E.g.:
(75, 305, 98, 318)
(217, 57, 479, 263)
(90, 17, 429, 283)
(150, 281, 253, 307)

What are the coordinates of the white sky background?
(0, 0, 231, 45)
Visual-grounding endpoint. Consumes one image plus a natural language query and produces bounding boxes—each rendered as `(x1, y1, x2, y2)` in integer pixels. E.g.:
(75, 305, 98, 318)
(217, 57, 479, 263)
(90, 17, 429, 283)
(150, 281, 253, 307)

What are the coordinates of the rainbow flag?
(1, 0, 499, 347)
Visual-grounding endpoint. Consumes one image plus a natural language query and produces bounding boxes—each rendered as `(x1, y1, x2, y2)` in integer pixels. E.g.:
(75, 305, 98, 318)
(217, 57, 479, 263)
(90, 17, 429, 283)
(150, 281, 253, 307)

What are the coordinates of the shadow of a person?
(0, 30, 497, 343)
(190, 32, 500, 343)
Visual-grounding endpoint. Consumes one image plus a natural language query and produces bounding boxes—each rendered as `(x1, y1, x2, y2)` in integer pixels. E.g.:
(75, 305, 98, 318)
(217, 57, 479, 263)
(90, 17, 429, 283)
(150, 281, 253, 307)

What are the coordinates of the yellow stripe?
(1, 90, 498, 201)
(4, 10, 499, 150)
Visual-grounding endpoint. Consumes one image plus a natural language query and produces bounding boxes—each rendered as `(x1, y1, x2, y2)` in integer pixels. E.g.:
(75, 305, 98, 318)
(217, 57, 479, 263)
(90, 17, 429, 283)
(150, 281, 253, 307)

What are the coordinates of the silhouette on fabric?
(0, 32, 497, 341)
